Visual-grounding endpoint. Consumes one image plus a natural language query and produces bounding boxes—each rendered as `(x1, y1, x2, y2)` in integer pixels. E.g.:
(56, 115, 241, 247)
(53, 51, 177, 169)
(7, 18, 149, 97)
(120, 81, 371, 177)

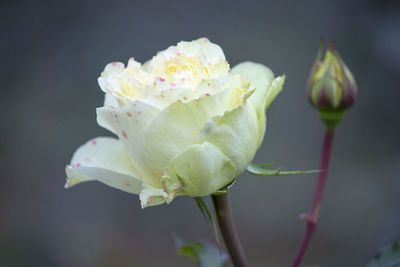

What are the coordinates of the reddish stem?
(291, 129, 335, 267)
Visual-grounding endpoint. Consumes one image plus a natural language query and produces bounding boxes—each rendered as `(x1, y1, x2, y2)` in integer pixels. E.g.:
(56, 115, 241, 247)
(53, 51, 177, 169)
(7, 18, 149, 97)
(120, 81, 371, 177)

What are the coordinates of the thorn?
(299, 213, 316, 224)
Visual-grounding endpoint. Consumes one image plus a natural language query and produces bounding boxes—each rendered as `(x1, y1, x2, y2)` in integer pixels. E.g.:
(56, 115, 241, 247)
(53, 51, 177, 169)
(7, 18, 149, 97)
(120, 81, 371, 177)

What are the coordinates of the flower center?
(98, 38, 231, 103)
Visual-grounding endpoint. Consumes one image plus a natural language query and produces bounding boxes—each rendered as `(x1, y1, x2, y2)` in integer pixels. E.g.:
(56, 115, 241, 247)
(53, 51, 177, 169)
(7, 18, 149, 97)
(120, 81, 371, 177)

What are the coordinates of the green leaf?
(246, 162, 320, 176)
(368, 241, 400, 267)
(194, 197, 220, 247)
(175, 237, 227, 267)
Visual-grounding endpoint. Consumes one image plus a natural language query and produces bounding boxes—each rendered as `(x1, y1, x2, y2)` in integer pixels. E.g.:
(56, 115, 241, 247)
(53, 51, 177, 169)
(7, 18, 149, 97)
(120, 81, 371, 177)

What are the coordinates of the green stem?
(212, 193, 249, 267)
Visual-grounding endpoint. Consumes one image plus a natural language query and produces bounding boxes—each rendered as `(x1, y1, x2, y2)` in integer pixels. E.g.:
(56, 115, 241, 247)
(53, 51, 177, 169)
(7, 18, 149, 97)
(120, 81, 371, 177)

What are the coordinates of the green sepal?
(319, 109, 346, 131)
(212, 180, 235, 195)
(367, 240, 400, 267)
(175, 237, 227, 267)
(246, 162, 320, 176)
(194, 197, 221, 247)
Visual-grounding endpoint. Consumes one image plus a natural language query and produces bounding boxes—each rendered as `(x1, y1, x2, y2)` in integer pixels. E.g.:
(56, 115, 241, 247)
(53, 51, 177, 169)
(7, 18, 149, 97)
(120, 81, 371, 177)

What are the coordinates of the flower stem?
(291, 129, 335, 267)
(212, 193, 249, 267)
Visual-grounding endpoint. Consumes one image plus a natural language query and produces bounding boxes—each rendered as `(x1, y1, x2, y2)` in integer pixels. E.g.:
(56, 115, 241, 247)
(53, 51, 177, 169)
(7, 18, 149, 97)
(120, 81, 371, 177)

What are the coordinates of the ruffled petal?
(140, 87, 200, 110)
(98, 59, 156, 102)
(149, 38, 230, 90)
(161, 142, 236, 201)
(65, 137, 142, 194)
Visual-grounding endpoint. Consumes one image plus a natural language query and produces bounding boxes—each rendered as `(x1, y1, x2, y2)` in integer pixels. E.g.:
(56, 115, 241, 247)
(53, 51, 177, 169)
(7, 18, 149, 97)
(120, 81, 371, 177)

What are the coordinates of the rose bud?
(307, 41, 357, 129)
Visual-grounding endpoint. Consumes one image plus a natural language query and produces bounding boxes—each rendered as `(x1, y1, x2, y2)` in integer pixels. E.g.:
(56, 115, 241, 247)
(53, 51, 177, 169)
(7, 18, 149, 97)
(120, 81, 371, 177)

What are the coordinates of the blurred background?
(1, 0, 399, 266)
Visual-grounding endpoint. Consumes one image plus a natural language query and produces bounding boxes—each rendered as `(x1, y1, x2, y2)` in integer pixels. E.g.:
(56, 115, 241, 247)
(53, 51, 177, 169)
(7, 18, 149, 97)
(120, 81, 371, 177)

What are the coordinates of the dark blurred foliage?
(0, 0, 399, 266)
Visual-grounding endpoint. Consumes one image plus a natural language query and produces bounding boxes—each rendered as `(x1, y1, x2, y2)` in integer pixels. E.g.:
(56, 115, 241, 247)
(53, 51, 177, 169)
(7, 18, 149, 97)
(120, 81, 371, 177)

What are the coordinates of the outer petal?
(231, 62, 285, 145)
(161, 142, 237, 201)
(65, 137, 142, 194)
(139, 183, 168, 208)
(200, 100, 259, 174)
(104, 93, 120, 108)
(96, 100, 161, 187)
(264, 75, 286, 110)
(231, 62, 274, 112)
(142, 81, 244, 182)
(97, 94, 121, 135)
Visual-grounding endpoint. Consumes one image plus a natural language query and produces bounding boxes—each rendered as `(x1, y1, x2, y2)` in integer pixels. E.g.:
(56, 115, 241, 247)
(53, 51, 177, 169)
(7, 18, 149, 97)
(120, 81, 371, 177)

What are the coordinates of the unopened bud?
(307, 40, 357, 130)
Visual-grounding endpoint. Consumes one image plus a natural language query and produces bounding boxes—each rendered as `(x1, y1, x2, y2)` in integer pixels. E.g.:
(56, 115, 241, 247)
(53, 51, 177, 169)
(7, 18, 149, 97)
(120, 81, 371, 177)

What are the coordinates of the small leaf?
(194, 197, 221, 247)
(175, 237, 227, 267)
(367, 240, 400, 267)
(246, 162, 320, 176)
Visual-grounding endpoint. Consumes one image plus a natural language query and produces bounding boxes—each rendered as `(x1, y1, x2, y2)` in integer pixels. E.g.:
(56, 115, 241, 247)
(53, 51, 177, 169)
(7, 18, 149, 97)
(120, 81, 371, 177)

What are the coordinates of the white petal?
(96, 100, 161, 187)
(139, 183, 168, 208)
(65, 137, 142, 194)
(104, 93, 120, 108)
(97, 94, 122, 135)
(149, 38, 229, 89)
(141, 87, 199, 110)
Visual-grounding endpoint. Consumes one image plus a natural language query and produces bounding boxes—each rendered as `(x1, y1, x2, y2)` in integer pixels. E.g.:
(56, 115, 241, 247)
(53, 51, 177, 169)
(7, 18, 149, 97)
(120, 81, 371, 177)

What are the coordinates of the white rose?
(65, 38, 284, 208)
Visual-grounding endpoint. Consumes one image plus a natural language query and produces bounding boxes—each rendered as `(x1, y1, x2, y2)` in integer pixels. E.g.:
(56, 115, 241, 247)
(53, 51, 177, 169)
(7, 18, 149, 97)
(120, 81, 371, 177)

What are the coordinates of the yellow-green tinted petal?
(200, 100, 259, 174)
(231, 62, 273, 110)
(65, 137, 142, 194)
(264, 75, 285, 110)
(96, 101, 161, 186)
(142, 84, 238, 182)
(231, 62, 284, 110)
(161, 142, 236, 200)
(231, 62, 285, 145)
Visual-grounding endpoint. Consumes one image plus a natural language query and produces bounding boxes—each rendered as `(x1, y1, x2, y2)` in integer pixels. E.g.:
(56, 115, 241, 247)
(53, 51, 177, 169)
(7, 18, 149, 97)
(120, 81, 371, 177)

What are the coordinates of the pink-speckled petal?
(96, 100, 162, 187)
(65, 137, 142, 194)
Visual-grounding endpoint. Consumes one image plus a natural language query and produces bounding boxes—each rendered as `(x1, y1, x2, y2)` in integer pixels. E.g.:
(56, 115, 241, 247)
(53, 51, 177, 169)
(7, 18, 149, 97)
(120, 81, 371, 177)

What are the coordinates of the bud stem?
(291, 129, 335, 267)
(212, 193, 249, 267)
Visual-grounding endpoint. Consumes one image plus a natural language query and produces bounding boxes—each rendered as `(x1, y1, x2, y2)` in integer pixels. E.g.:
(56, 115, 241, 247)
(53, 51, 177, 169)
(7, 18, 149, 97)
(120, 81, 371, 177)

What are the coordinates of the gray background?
(1, 0, 399, 266)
